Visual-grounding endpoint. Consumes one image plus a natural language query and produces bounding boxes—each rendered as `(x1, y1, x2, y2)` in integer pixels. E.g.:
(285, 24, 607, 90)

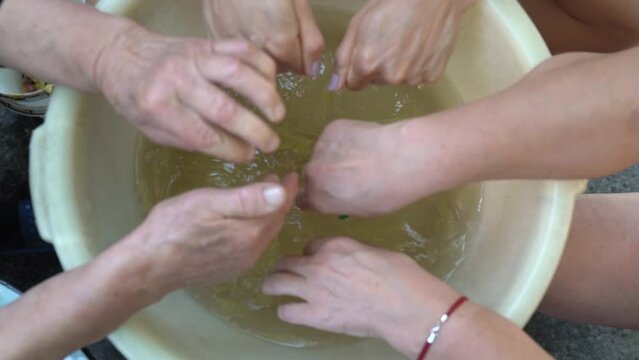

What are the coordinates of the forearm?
(429, 302, 552, 360)
(0, 237, 158, 360)
(0, 0, 135, 92)
(399, 48, 639, 192)
(382, 298, 551, 360)
(540, 193, 639, 329)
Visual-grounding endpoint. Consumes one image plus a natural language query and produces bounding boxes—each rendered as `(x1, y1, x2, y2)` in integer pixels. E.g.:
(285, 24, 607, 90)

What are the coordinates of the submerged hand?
(203, 0, 325, 75)
(95, 25, 285, 162)
(331, 0, 475, 91)
(262, 237, 460, 358)
(127, 173, 298, 291)
(300, 119, 422, 216)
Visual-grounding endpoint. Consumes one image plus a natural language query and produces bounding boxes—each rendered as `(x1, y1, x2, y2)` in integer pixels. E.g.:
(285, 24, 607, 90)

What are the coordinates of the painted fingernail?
(263, 185, 285, 207)
(311, 61, 322, 78)
(328, 74, 341, 92)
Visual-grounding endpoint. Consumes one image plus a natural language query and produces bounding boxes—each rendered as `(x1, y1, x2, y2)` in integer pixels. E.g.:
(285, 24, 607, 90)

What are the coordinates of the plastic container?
(29, 0, 586, 358)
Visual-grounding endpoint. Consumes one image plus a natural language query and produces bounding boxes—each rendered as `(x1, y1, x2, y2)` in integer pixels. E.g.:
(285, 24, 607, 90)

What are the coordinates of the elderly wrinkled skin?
(95, 26, 286, 163)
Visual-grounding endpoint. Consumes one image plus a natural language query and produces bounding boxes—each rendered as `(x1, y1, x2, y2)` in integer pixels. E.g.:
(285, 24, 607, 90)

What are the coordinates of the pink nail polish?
(328, 74, 340, 91)
(311, 61, 321, 77)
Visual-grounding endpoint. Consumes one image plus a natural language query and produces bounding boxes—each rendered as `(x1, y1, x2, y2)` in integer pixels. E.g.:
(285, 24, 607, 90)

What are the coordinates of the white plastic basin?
(29, 0, 585, 358)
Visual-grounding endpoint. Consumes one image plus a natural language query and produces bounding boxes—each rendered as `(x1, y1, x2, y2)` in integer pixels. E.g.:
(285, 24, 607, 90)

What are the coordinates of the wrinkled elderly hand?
(330, 0, 475, 91)
(263, 237, 460, 358)
(95, 25, 285, 162)
(203, 0, 325, 75)
(127, 173, 298, 292)
(300, 119, 421, 216)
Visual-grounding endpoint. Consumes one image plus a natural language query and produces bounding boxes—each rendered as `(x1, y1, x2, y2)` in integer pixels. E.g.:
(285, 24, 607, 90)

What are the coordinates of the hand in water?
(330, 0, 475, 91)
(95, 25, 285, 162)
(299, 119, 422, 216)
(126, 173, 298, 291)
(202, 0, 325, 76)
(262, 237, 460, 359)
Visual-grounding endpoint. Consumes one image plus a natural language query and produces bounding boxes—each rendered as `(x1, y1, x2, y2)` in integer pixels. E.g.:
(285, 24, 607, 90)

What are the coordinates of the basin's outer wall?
(30, 0, 585, 358)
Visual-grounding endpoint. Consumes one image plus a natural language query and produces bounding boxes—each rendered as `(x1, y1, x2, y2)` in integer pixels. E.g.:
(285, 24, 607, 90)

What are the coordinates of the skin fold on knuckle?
(209, 95, 239, 127)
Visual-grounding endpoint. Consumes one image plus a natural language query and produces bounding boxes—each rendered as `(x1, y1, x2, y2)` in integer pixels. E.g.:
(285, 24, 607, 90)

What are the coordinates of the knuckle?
(328, 237, 353, 249)
(224, 58, 242, 77)
(270, 33, 299, 50)
(355, 50, 377, 74)
(236, 187, 259, 216)
(264, 58, 277, 78)
(278, 306, 294, 321)
(210, 97, 238, 124)
(188, 127, 220, 152)
(137, 91, 162, 120)
(306, 34, 325, 55)
(236, 40, 257, 54)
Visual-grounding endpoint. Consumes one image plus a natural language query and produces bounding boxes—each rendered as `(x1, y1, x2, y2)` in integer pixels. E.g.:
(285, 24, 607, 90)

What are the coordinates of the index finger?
(332, 4, 372, 91)
(293, 0, 325, 76)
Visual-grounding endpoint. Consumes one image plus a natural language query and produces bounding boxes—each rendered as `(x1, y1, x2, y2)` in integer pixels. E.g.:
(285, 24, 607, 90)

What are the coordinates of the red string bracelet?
(416, 296, 469, 360)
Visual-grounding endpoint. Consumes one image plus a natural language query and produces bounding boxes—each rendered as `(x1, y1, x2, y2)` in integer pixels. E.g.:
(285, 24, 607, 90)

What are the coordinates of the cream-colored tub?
(30, 0, 585, 358)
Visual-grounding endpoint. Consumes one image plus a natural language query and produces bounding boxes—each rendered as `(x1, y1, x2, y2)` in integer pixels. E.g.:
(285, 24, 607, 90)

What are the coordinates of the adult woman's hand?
(299, 117, 472, 216)
(124, 173, 299, 293)
(95, 26, 286, 162)
(262, 237, 460, 359)
(203, 0, 325, 76)
(330, 0, 476, 91)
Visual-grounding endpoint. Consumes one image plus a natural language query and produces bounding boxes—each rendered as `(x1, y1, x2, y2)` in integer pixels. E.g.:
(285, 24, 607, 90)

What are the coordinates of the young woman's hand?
(330, 0, 475, 91)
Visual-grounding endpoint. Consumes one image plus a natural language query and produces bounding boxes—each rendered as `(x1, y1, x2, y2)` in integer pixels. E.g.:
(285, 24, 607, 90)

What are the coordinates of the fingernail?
(328, 74, 340, 92)
(263, 185, 286, 207)
(265, 135, 281, 153)
(311, 61, 322, 78)
(271, 103, 286, 121)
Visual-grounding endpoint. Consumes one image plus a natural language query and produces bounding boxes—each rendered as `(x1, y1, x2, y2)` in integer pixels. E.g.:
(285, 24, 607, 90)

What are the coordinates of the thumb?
(212, 182, 287, 218)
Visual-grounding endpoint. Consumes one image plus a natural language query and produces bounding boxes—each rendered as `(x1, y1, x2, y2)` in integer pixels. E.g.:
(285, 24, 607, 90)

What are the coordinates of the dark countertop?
(1, 105, 638, 359)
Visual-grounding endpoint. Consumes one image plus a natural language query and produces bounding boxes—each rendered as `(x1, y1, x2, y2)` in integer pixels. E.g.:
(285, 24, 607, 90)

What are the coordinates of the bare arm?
(263, 238, 552, 360)
(0, 177, 298, 360)
(0, 0, 287, 162)
(539, 193, 639, 329)
(301, 48, 639, 215)
(404, 48, 639, 190)
(0, 240, 155, 360)
(0, 0, 130, 92)
(519, 0, 639, 54)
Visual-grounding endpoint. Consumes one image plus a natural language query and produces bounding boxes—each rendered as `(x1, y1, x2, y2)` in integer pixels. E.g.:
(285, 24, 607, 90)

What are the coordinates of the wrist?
(91, 17, 145, 96)
(91, 230, 168, 310)
(391, 110, 488, 197)
(376, 272, 461, 359)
